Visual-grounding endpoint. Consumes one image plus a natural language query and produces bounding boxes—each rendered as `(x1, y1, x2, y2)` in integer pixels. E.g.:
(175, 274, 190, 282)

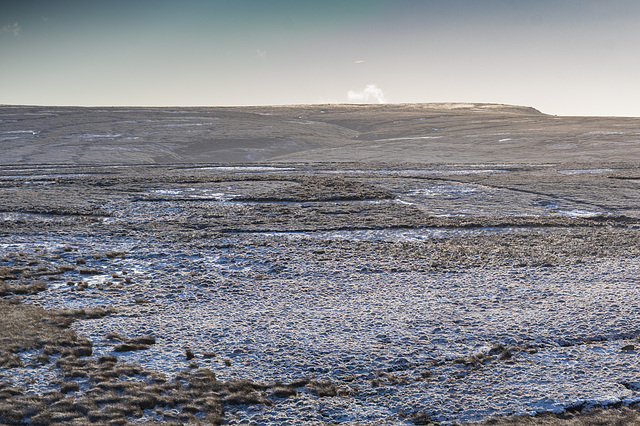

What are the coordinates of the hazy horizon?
(2, 1, 640, 117)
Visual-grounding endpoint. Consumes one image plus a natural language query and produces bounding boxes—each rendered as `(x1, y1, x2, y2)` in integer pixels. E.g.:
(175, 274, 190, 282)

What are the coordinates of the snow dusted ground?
(2, 161, 640, 424)
(7, 230, 640, 424)
(3, 104, 640, 423)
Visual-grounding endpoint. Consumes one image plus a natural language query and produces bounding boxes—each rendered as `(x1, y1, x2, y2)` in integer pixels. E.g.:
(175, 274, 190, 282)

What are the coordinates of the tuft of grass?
(306, 379, 339, 397)
(404, 410, 436, 425)
(286, 377, 311, 388)
(489, 344, 513, 360)
(0, 266, 18, 280)
(113, 343, 150, 352)
(106, 332, 123, 341)
(128, 335, 156, 345)
(105, 251, 126, 259)
(223, 392, 273, 406)
(270, 386, 298, 398)
(177, 368, 219, 392)
(59, 381, 80, 394)
(98, 355, 118, 364)
(0, 352, 23, 368)
(0, 281, 47, 296)
(58, 306, 117, 321)
(57, 264, 76, 273)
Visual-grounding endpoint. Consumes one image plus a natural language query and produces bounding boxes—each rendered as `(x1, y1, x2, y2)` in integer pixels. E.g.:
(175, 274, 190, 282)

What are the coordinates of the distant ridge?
(1, 103, 638, 165)
(0, 102, 544, 115)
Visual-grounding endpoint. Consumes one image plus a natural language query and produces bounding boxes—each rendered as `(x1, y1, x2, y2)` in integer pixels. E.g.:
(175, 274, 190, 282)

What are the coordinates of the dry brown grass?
(0, 281, 47, 296)
(306, 379, 339, 397)
(77, 267, 100, 275)
(0, 300, 80, 355)
(105, 250, 126, 259)
(468, 405, 640, 425)
(113, 342, 150, 352)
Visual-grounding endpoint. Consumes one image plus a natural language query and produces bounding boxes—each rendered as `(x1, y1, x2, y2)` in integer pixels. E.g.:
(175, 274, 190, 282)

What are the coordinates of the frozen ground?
(7, 232, 640, 424)
(2, 104, 640, 424)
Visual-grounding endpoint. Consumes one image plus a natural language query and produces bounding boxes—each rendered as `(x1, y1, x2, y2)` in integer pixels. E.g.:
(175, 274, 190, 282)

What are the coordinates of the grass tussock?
(105, 251, 126, 259)
(77, 267, 100, 275)
(56, 264, 76, 273)
(0, 281, 47, 296)
(0, 300, 81, 355)
(113, 343, 150, 352)
(269, 385, 298, 398)
(306, 379, 340, 397)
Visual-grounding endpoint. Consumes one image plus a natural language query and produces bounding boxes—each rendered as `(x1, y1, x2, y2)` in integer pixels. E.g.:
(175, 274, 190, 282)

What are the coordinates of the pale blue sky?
(1, 0, 639, 116)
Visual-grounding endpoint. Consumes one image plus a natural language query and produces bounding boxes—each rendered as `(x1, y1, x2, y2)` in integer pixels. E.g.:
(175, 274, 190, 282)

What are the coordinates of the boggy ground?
(2, 161, 640, 424)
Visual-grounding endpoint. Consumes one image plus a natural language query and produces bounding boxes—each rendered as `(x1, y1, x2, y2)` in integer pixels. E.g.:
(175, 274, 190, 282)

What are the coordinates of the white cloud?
(2, 23, 21, 37)
(354, 60, 365, 64)
(256, 49, 267, 59)
(347, 84, 387, 104)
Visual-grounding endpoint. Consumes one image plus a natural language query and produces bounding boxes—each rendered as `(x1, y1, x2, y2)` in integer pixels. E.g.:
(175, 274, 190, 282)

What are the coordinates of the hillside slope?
(1, 103, 639, 165)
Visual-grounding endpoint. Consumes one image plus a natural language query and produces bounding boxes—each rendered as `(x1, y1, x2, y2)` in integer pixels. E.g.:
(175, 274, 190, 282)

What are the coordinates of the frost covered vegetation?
(2, 104, 640, 424)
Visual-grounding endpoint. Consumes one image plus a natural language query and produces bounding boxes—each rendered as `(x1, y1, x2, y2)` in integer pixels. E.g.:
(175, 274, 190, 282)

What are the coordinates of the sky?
(1, 0, 639, 116)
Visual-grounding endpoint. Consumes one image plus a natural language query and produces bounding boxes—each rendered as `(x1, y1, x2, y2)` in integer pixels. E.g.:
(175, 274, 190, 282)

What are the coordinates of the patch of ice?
(155, 189, 183, 196)
(554, 209, 604, 218)
(409, 184, 477, 197)
(428, 169, 507, 175)
(0, 130, 39, 135)
(436, 103, 476, 109)
(190, 166, 295, 172)
(151, 189, 235, 201)
(375, 136, 442, 141)
(0, 112, 55, 116)
(2, 350, 61, 394)
(84, 274, 112, 286)
(0, 167, 62, 173)
(558, 169, 614, 175)
(464, 132, 513, 138)
(263, 226, 542, 242)
(0, 174, 88, 179)
(314, 168, 507, 176)
(89, 146, 142, 151)
(0, 212, 73, 222)
(584, 131, 630, 136)
(67, 133, 123, 140)
(155, 122, 212, 127)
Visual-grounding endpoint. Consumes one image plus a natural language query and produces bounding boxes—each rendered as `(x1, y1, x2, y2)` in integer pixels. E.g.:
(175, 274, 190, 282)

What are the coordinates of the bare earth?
(2, 103, 640, 425)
